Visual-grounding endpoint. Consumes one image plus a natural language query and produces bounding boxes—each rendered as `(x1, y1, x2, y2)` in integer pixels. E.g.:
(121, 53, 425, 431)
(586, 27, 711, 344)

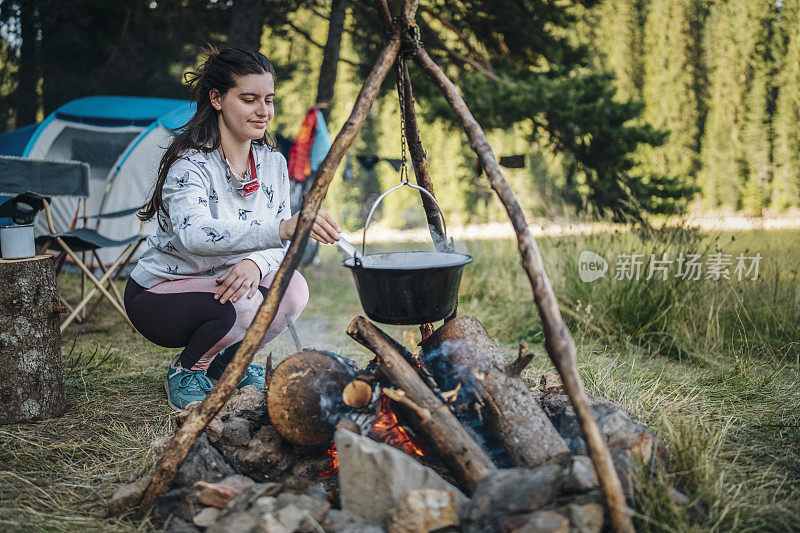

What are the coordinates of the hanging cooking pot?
(343, 53, 471, 325)
(342, 181, 471, 325)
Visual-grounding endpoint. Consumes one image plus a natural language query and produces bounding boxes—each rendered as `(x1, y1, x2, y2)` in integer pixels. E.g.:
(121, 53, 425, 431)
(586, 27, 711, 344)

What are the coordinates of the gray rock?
(463, 465, 563, 533)
(501, 510, 569, 533)
(222, 385, 267, 424)
(567, 502, 604, 533)
(152, 486, 198, 526)
(334, 429, 468, 526)
(386, 489, 460, 533)
(547, 393, 666, 465)
(610, 449, 641, 496)
(218, 474, 257, 492)
(166, 516, 202, 533)
(304, 482, 330, 502)
(214, 416, 252, 455)
(275, 504, 310, 532)
(275, 503, 327, 532)
(321, 509, 358, 532)
(540, 394, 571, 421)
(205, 496, 281, 533)
(563, 456, 598, 493)
(216, 482, 283, 521)
(193, 507, 221, 528)
(174, 434, 235, 488)
(251, 495, 279, 515)
(237, 426, 295, 481)
(335, 526, 385, 533)
(107, 475, 150, 516)
(276, 492, 331, 522)
(206, 509, 286, 533)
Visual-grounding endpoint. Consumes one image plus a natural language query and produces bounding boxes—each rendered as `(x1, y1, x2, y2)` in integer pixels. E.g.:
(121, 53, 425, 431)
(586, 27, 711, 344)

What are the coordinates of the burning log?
(420, 316, 570, 468)
(347, 316, 496, 494)
(267, 349, 357, 447)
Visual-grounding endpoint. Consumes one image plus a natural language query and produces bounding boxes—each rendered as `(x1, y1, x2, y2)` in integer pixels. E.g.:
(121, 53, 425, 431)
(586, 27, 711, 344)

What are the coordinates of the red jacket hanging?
(288, 108, 318, 182)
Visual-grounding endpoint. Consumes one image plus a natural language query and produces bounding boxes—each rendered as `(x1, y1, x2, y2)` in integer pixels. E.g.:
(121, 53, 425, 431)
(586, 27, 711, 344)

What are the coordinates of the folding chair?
(0, 155, 147, 331)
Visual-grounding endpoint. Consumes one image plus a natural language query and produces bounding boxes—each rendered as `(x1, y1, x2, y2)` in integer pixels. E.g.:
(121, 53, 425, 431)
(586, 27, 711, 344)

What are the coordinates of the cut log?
(347, 316, 496, 494)
(420, 316, 570, 468)
(0, 255, 66, 424)
(267, 349, 357, 446)
(342, 379, 373, 409)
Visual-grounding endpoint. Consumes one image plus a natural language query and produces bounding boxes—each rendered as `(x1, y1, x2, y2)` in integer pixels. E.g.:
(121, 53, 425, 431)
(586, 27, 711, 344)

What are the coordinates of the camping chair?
(0, 155, 147, 331)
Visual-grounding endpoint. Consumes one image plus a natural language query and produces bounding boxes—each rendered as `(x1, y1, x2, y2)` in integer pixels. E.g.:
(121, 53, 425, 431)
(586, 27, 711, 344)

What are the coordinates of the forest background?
(0, 0, 798, 231)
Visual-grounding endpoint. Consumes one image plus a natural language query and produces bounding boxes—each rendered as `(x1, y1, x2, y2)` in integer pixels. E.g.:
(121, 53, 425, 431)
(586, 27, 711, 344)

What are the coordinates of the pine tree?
(639, 0, 705, 205)
(742, 2, 778, 214)
(772, 0, 800, 210)
(590, 0, 646, 102)
(699, 3, 744, 209)
(699, 0, 776, 211)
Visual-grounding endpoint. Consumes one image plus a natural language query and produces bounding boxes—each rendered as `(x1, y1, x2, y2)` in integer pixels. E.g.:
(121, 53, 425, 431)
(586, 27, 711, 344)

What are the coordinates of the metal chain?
(396, 55, 409, 184)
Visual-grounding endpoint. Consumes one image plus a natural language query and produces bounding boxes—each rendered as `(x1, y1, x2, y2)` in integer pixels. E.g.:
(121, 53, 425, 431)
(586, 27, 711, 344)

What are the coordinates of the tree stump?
(0, 255, 66, 424)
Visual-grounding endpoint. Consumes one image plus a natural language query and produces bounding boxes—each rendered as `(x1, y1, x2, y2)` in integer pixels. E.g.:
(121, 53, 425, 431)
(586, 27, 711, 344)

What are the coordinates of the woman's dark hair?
(139, 46, 276, 223)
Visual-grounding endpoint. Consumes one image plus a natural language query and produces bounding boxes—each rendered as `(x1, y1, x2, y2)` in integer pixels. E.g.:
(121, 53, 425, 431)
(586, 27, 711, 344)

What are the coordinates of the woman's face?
(211, 72, 275, 144)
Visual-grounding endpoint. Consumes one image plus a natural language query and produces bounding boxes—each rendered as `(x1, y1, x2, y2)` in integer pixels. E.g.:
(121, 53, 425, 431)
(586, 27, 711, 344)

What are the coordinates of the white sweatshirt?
(130, 144, 291, 288)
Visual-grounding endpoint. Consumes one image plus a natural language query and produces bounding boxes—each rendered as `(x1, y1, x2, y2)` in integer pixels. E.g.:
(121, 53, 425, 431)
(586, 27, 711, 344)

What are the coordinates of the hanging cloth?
(343, 153, 353, 181)
(356, 155, 380, 170)
(499, 155, 526, 168)
(310, 109, 332, 173)
(288, 108, 318, 182)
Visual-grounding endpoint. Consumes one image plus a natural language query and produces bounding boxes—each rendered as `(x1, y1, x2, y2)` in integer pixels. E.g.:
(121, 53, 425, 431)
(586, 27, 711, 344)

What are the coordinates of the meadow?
(0, 226, 798, 531)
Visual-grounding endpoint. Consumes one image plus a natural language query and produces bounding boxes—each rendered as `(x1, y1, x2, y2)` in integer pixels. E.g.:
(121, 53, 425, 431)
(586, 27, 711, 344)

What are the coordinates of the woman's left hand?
(214, 259, 261, 304)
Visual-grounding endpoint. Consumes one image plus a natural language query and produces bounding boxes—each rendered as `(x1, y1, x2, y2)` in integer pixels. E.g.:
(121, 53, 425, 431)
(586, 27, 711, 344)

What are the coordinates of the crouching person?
(125, 47, 340, 410)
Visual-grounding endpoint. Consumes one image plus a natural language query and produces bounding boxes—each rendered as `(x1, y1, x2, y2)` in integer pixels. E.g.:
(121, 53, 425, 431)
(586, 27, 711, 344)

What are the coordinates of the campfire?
(112, 315, 672, 532)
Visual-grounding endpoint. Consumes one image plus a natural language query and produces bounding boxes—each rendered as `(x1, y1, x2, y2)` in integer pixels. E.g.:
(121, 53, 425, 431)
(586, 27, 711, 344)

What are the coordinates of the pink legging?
(124, 270, 308, 370)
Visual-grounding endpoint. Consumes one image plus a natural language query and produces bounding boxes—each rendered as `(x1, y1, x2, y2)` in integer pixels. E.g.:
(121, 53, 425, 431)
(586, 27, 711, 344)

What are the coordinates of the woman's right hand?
(279, 210, 341, 244)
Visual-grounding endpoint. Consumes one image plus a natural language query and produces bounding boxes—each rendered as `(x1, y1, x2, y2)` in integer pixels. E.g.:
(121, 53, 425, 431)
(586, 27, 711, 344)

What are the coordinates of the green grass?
(0, 228, 798, 531)
(458, 227, 800, 531)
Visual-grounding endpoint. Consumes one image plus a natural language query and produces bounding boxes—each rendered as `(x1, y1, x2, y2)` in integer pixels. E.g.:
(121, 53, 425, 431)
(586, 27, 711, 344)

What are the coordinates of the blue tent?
(0, 96, 194, 260)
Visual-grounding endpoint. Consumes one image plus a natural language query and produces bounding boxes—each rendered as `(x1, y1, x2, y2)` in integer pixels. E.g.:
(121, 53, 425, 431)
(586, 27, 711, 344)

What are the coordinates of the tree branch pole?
(399, 61, 447, 249)
(375, 0, 392, 32)
(136, 33, 402, 520)
(413, 45, 635, 533)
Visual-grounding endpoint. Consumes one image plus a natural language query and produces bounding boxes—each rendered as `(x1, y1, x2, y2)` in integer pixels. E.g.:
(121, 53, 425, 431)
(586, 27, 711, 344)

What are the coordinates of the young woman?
(126, 47, 340, 411)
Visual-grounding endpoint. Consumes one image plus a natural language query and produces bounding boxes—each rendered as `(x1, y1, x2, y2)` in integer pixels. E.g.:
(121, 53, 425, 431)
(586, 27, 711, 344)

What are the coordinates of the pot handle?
(361, 181, 449, 259)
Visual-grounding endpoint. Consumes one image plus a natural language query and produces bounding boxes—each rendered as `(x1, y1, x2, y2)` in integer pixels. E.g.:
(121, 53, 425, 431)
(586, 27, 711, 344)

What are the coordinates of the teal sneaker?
(165, 355, 214, 411)
(206, 344, 266, 390)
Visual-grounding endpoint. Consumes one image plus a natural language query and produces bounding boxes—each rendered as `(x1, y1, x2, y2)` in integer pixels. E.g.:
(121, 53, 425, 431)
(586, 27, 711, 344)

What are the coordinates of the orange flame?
(318, 441, 338, 478)
(371, 395, 425, 457)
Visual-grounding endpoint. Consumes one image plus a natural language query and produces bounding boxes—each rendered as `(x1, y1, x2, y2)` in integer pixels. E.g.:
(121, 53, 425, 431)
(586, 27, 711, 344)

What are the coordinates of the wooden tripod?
(137, 2, 634, 531)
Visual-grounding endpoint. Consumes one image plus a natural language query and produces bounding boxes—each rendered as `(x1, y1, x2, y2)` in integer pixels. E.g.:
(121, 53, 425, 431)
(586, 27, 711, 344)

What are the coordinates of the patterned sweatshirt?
(130, 145, 291, 288)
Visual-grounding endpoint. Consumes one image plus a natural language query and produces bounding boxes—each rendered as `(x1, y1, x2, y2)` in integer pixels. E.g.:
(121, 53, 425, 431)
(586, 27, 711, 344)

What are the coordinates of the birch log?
(0, 255, 65, 424)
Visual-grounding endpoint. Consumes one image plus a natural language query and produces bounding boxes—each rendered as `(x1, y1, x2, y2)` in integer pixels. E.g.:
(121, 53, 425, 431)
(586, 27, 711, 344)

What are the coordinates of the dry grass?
(0, 229, 798, 531)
